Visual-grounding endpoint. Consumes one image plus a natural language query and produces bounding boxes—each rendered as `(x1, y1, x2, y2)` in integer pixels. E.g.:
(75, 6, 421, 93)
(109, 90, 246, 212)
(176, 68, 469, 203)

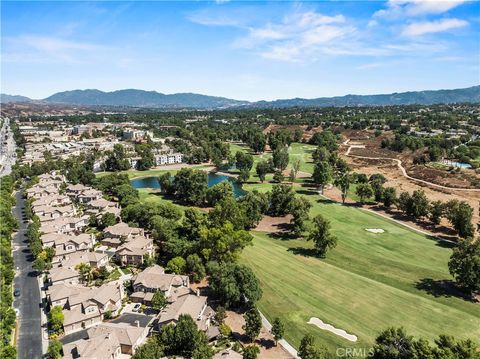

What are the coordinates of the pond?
(131, 172, 246, 198)
(441, 160, 472, 169)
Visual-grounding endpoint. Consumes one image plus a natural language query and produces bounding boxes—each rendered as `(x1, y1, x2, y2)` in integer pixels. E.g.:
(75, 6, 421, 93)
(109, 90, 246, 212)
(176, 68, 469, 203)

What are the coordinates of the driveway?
(12, 189, 44, 359)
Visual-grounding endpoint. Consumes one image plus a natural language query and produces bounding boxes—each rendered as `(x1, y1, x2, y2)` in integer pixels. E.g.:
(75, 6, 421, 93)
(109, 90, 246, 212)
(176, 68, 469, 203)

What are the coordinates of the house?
(77, 188, 104, 204)
(33, 204, 76, 219)
(102, 222, 145, 248)
(65, 183, 88, 196)
(32, 194, 71, 208)
(131, 265, 189, 303)
(86, 198, 121, 217)
(48, 267, 80, 286)
(61, 281, 124, 334)
(61, 251, 109, 269)
(63, 331, 121, 359)
(85, 322, 149, 355)
(115, 236, 154, 266)
(40, 216, 90, 235)
(157, 293, 216, 335)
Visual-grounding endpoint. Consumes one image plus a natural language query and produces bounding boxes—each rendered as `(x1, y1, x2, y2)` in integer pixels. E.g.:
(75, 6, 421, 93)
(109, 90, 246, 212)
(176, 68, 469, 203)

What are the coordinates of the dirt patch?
(341, 156, 480, 228)
(255, 214, 292, 233)
(225, 310, 294, 359)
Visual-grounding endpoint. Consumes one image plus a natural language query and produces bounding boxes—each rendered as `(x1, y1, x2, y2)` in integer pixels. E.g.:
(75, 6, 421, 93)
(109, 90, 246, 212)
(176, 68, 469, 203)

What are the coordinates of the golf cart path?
(343, 139, 480, 192)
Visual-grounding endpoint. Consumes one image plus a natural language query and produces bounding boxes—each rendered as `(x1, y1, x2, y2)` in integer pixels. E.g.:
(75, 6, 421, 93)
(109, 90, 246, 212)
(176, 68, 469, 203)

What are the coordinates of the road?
(0, 117, 17, 177)
(12, 189, 44, 359)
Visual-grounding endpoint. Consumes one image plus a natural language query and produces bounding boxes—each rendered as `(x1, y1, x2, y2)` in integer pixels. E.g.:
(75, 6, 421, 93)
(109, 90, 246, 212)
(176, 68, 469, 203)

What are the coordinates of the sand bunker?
(308, 318, 358, 342)
(365, 228, 384, 233)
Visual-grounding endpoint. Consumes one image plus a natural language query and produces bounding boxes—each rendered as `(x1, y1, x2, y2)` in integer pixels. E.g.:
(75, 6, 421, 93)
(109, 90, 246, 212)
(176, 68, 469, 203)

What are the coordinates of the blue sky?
(1, 1, 479, 101)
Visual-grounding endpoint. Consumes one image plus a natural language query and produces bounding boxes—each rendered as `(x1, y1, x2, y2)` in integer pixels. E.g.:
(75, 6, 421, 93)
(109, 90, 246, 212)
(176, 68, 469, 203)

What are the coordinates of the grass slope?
(241, 195, 480, 352)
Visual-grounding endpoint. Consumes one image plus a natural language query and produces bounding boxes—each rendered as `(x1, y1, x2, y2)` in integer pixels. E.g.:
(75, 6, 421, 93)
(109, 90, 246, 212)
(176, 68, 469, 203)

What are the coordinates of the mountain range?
(2, 86, 479, 109)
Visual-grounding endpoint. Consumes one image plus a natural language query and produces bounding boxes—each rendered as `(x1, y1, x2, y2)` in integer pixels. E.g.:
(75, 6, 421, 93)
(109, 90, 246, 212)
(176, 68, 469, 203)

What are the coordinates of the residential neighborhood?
(22, 172, 223, 356)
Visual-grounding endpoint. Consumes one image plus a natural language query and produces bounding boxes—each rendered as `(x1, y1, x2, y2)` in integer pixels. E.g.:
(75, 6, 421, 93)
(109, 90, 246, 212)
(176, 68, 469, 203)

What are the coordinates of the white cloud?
(374, 0, 468, 18)
(235, 10, 355, 62)
(402, 18, 468, 36)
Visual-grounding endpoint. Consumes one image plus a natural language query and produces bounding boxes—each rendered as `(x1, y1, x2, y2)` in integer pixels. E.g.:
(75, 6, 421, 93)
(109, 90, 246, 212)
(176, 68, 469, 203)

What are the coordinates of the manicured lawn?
(241, 193, 480, 352)
(137, 188, 185, 213)
(96, 165, 210, 179)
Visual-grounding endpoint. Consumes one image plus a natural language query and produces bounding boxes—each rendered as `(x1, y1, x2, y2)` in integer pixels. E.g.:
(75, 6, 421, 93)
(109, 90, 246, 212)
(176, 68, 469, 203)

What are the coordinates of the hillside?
(251, 85, 480, 107)
(1, 85, 478, 108)
(43, 89, 248, 109)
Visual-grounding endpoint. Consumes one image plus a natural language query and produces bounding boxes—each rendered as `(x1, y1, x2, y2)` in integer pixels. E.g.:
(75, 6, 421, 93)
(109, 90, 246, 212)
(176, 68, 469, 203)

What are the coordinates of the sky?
(1, 0, 479, 101)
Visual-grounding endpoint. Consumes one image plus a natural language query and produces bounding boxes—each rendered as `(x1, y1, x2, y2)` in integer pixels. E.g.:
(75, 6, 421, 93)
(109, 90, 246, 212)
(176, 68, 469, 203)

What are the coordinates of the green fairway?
(95, 165, 210, 179)
(241, 194, 480, 352)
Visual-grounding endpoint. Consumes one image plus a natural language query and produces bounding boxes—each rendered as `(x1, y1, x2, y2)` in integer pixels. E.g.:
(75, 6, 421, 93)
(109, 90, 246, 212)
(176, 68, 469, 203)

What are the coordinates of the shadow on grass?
(287, 246, 320, 258)
(269, 230, 299, 241)
(415, 278, 475, 302)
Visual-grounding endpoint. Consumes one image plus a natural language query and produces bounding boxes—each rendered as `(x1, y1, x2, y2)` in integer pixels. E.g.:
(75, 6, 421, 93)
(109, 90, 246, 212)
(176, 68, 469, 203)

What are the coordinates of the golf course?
(241, 193, 480, 352)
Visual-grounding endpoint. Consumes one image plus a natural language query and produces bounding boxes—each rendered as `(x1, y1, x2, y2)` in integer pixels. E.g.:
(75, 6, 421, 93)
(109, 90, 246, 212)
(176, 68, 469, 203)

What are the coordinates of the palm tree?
(76, 263, 93, 285)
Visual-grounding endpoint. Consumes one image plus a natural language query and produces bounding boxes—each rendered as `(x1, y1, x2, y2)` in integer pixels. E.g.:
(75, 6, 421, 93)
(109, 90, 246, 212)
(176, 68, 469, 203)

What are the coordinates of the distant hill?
(43, 89, 248, 109)
(0, 94, 32, 103)
(1, 85, 479, 108)
(250, 85, 480, 108)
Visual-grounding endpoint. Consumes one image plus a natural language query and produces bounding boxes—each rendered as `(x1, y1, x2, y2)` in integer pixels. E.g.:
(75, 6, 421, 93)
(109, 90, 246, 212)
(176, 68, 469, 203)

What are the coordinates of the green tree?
(255, 161, 269, 183)
(288, 196, 311, 236)
(173, 168, 208, 206)
(158, 172, 174, 194)
(135, 144, 155, 170)
(215, 306, 227, 325)
(236, 152, 254, 172)
(272, 170, 284, 183)
(48, 306, 64, 334)
(186, 254, 206, 283)
(199, 222, 252, 262)
(238, 169, 251, 183)
(448, 238, 480, 294)
(47, 339, 63, 359)
(268, 184, 295, 216)
(151, 291, 167, 311)
(243, 345, 260, 359)
(444, 200, 474, 238)
(243, 307, 262, 342)
(160, 314, 213, 358)
(307, 215, 337, 257)
(312, 161, 332, 193)
(334, 174, 350, 204)
(382, 187, 397, 208)
(355, 183, 373, 203)
(272, 147, 289, 171)
(166, 257, 186, 274)
(104, 144, 131, 171)
(372, 327, 415, 359)
(271, 317, 285, 345)
(206, 181, 234, 206)
(75, 263, 93, 285)
(298, 334, 329, 359)
(410, 190, 429, 219)
(208, 262, 262, 308)
(132, 338, 164, 359)
(429, 201, 444, 226)
(101, 212, 117, 228)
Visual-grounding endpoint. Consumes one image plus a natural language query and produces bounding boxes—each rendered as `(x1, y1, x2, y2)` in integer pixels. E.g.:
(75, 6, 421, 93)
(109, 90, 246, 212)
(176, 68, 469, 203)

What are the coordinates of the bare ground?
(225, 310, 294, 359)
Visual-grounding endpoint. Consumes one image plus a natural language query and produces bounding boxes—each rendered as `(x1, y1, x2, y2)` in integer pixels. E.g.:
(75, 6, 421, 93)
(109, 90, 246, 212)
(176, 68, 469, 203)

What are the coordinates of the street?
(0, 117, 17, 177)
(12, 189, 44, 359)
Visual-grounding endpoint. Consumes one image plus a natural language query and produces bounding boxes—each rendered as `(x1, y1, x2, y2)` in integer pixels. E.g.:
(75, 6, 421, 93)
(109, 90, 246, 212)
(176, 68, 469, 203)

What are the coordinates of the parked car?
(132, 303, 141, 312)
(13, 288, 20, 297)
